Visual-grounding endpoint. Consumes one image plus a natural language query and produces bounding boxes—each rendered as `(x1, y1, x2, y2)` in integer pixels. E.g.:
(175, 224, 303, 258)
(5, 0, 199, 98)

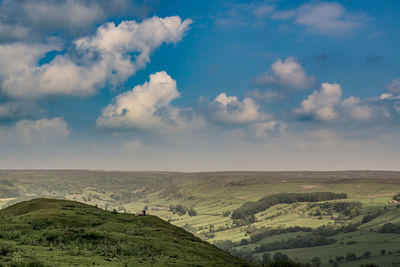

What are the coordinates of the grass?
(0, 198, 248, 267)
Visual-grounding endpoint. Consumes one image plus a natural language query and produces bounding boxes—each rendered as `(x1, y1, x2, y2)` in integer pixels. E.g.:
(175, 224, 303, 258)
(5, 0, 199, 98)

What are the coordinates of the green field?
(1, 170, 400, 266)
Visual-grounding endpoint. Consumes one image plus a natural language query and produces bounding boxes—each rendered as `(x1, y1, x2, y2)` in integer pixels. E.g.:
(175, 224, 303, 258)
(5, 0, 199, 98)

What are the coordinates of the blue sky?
(0, 0, 399, 171)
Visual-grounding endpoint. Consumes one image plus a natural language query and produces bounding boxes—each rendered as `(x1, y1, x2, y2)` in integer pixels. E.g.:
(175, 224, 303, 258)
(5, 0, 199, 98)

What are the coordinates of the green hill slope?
(0, 198, 249, 267)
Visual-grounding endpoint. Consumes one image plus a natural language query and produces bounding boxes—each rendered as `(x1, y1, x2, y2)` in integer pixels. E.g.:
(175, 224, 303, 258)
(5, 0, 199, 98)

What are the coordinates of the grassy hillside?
(1, 170, 400, 266)
(0, 198, 248, 267)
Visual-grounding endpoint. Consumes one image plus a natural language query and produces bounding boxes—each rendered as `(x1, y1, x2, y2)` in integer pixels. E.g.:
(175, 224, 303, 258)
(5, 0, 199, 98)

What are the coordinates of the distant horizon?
(1, 169, 400, 173)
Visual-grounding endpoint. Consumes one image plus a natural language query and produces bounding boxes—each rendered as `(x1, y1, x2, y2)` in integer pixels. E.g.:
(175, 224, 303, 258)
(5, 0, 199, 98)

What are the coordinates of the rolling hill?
(1, 170, 400, 266)
(0, 198, 248, 267)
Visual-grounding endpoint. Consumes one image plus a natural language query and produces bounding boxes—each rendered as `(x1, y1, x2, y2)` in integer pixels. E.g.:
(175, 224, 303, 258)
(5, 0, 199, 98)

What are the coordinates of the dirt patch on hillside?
(301, 185, 321, 189)
(0, 198, 16, 202)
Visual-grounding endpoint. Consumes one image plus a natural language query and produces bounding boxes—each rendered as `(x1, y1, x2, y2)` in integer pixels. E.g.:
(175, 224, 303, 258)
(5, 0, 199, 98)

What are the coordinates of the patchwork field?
(1, 170, 400, 266)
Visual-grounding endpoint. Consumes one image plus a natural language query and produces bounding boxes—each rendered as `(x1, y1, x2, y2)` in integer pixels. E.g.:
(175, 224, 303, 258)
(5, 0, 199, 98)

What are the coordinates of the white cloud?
(295, 83, 375, 122)
(295, 2, 368, 35)
(0, 0, 155, 41)
(212, 93, 267, 124)
(97, 71, 196, 131)
(341, 96, 372, 121)
(296, 82, 342, 121)
(0, 117, 69, 145)
(387, 78, 400, 96)
(0, 16, 192, 99)
(255, 57, 315, 89)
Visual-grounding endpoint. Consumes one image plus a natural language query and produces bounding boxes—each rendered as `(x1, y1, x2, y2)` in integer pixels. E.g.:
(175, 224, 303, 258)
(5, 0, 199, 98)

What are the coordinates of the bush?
(345, 252, 357, 261)
(0, 242, 15, 256)
(188, 208, 197, 216)
(363, 251, 371, 258)
(273, 252, 290, 262)
(169, 205, 187, 215)
(240, 239, 249, 245)
(263, 253, 271, 264)
(311, 257, 321, 266)
(380, 223, 400, 234)
(254, 235, 336, 252)
(362, 213, 379, 224)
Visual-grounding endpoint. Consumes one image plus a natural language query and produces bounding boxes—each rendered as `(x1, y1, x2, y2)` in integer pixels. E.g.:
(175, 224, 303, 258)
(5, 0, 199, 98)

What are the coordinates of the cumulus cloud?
(295, 2, 367, 35)
(0, 16, 192, 99)
(97, 71, 197, 131)
(295, 82, 373, 122)
(212, 93, 268, 124)
(255, 57, 315, 89)
(0, 0, 155, 42)
(0, 117, 69, 145)
(341, 97, 373, 121)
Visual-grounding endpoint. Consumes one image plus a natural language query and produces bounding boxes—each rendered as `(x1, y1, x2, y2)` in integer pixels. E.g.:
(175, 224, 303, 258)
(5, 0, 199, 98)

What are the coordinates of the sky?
(0, 0, 399, 171)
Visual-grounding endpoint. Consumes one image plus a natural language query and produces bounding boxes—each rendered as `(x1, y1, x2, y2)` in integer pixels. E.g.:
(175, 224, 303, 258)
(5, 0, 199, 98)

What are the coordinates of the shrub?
(363, 251, 371, 258)
(188, 208, 197, 216)
(311, 257, 321, 266)
(0, 242, 15, 256)
(345, 252, 357, 261)
(362, 213, 379, 224)
(380, 223, 400, 234)
(263, 253, 271, 264)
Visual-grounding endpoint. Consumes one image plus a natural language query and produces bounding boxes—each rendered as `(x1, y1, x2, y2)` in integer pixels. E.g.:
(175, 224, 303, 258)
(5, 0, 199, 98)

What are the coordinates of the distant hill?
(0, 198, 249, 266)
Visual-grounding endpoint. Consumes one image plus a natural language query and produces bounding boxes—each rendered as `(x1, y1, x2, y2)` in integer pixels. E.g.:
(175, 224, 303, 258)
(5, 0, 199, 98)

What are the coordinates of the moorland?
(1, 170, 400, 266)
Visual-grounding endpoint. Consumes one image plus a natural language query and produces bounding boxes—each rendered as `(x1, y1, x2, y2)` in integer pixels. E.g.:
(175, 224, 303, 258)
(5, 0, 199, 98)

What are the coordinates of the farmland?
(1, 170, 400, 266)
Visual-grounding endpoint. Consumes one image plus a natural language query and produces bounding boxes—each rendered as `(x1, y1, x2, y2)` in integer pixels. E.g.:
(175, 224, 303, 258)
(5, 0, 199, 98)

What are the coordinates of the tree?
(273, 252, 289, 262)
(240, 239, 249, 246)
(363, 251, 371, 258)
(311, 257, 321, 266)
(188, 208, 197, 216)
(345, 252, 356, 261)
(380, 249, 386, 255)
(262, 253, 271, 264)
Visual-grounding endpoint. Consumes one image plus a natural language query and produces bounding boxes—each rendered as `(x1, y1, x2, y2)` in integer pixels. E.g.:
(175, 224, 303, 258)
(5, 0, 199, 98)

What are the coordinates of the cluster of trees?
(380, 222, 400, 234)
(328, 251, 374, 266)
(249, 226, 312, 243)
(169, 205, 197, 216)
(393, 192, 400, 201)
(308, 201, 361, 218)
(232, 192, 347, 219)
(362, 213, 380, 224)
(254, 235, 336, 253)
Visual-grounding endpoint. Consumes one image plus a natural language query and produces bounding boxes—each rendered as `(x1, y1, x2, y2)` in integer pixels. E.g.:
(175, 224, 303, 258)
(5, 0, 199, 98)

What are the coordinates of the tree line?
(232, 192, 347, 219)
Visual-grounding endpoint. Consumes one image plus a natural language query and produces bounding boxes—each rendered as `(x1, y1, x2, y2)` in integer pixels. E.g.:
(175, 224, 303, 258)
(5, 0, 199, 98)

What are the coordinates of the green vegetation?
(232, 192, 347, 219)
(1, 170, 400, 266)
(0, 198, 247, 266)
